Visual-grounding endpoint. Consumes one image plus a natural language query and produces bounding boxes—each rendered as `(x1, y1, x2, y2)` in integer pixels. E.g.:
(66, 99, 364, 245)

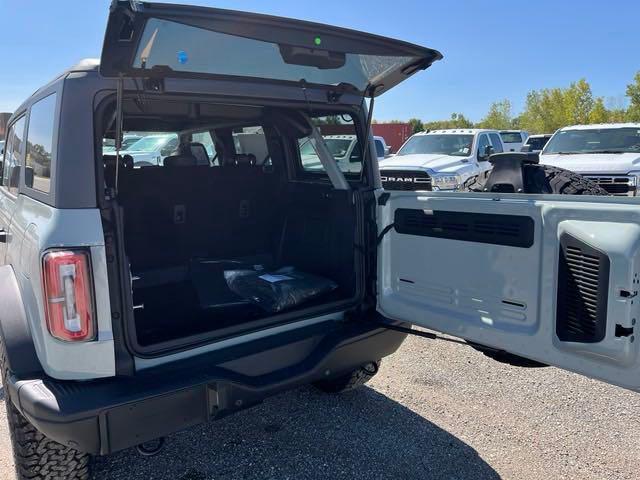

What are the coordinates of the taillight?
(42, 250, 96, 342)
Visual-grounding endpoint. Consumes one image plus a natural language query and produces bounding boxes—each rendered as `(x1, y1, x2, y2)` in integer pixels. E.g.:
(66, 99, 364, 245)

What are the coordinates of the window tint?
(375, 139, 385, 158)
(26, 94, 57, 193)
(476, 134, 490, 159)
(489, 133, 503, 153)
(526, 136, 551, 151)
(298, 115, 362, 175)
(544, 128, 640, 154)
(500, 132, 523, 143)
(2, 116, 26, 194)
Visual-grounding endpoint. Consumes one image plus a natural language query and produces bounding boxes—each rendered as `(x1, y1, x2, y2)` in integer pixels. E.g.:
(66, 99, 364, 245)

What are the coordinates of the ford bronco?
(0, 2, 638, 479)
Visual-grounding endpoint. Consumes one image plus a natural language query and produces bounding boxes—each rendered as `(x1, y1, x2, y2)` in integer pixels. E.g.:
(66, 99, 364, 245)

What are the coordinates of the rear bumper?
(7, 320, 406, 455)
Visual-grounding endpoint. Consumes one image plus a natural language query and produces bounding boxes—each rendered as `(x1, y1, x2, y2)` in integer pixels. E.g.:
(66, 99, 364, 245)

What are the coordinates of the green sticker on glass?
(314, 36, 322, 46)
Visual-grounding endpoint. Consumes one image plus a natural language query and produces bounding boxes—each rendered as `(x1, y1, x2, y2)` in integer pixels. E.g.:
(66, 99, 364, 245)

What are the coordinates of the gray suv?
(3, 2, 640, 479)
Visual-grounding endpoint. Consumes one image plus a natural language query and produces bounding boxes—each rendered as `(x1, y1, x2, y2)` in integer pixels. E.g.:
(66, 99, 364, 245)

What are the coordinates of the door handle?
(0, 229, 6, 243)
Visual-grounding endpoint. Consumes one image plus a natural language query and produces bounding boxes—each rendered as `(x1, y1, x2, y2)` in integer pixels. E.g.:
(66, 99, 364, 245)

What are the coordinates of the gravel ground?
(1, 332, 639, 480)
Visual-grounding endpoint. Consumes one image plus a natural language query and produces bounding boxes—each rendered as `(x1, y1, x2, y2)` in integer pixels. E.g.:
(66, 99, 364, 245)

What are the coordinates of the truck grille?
(380, 170, 432, 191)
(556, 234, 609, 343)
(584, 175, 636, 196)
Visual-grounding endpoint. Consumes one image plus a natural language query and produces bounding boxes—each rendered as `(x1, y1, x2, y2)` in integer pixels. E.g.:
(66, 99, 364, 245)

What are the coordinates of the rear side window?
(500, 132, 522, 143)
(476, 134, 490, 159)
(26, 94, 57, 193)
(232, 127, 269, 165)
(2, 116, 26, 195)
(297, 115, 362, 176)
(488, 133, 504, 153)
(375, 139, 385, 158)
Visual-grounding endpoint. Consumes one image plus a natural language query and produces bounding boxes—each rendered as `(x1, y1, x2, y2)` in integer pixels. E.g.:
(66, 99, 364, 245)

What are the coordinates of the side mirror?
(384, 146, 391, 156)
(521, 145, 532, 152)
(484, 145, 494, 157)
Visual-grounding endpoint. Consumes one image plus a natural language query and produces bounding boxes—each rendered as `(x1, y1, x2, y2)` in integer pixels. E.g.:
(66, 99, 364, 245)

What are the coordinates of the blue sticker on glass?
(177, 50, 188, 65)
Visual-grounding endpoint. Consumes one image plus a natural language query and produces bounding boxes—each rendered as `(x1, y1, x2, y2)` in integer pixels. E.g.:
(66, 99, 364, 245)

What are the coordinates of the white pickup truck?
(539, 123, 640, 196)
(379, 128, 505, 191)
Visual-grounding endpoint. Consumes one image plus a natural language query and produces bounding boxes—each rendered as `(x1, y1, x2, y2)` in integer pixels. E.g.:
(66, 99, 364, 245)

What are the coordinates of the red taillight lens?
(42, 250, 96, 342)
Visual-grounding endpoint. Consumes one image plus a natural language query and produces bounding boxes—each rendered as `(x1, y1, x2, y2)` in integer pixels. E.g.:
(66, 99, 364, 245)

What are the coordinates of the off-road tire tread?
(0, 342, 91, 480)
(462, 164, 609, 195)
(313, 361, 380, 394)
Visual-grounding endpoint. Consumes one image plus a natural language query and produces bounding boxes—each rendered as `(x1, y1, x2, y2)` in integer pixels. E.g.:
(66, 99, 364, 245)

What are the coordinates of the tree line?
(381, 71, 640, 135)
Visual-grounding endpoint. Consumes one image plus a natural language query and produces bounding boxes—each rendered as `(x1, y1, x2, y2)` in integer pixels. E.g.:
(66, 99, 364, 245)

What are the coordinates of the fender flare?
(0, 265, 43, 376)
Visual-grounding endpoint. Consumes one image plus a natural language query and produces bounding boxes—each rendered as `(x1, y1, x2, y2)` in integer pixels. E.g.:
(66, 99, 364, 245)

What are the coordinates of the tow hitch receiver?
(482, 152, 540, 193)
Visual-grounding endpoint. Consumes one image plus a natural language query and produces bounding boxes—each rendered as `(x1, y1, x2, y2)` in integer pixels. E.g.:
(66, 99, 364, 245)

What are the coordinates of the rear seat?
(117, 162, 281, 271)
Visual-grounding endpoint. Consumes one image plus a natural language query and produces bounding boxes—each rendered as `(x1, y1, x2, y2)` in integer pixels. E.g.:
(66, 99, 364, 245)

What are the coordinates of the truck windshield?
(126, 134, 177, 152)
(544, 128, 640, 154)
(397, 134, 473, 156)
(324, 139, 353, 158)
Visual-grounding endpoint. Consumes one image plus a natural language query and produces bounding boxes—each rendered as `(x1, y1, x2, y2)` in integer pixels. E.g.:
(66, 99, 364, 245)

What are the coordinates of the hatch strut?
(114, 74, 124, 195)
(361, 84, 379, 173)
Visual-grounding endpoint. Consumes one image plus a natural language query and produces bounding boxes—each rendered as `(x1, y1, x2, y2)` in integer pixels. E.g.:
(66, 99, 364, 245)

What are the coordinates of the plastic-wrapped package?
(224, 266, 337, 313)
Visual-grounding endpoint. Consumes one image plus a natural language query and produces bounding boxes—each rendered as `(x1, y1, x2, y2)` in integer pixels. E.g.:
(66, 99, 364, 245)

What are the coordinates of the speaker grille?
(556, 234, 609, 343)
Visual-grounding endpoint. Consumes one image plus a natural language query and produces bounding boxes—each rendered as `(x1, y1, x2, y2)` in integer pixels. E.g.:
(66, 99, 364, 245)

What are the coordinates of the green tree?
(564, 79, 594, 125)
(450, 112, 474, 128)
(588, 98, 609, 124)
(408, 118, 424, 134)
(626, 72, 640, 121)
(478, 99, 512, 130)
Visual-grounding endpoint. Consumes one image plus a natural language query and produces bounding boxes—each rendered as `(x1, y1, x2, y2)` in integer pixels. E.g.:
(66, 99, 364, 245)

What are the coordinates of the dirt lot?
(1, 332, 639, 480)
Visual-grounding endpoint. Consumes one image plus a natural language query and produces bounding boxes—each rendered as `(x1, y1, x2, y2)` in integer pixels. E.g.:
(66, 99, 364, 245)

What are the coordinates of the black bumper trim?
(7, 320, 407, 455)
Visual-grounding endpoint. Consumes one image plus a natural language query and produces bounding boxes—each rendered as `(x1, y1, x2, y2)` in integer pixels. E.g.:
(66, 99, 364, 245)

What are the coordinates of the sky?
(0, 0, 638, 122)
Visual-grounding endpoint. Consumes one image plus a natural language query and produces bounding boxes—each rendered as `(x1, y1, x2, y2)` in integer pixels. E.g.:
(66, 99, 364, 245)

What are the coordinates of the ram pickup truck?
(378, 128, 504, 191)
(539, 123, 640, 195)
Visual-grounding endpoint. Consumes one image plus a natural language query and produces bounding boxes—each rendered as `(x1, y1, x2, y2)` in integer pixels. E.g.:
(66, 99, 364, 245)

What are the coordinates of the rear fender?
(0, 265, 43, 377)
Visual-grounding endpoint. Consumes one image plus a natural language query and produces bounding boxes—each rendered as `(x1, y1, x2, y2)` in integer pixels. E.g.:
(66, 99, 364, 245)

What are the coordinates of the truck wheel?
(463, 164, 609, 195)
(313, 361, 380, 394)
(0, 343, 92, 480)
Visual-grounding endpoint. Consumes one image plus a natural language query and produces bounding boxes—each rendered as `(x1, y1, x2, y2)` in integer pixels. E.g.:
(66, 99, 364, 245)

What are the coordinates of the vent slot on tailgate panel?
(393, 209, 535, 248)
(556, 234, 610, 343)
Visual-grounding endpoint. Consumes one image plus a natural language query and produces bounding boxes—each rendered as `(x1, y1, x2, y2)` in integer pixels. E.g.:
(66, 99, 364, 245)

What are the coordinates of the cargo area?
(101, 101, 363, 353)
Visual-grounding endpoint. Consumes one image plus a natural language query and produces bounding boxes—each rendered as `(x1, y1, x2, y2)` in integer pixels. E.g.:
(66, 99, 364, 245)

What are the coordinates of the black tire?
(313, 361, 380, 394)
(0, 342, 92, 480)
(463, 164, 609, 195)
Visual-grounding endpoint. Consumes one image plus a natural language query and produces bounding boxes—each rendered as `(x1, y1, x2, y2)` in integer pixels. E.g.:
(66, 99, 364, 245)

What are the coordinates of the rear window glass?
(232, 127, 269, 165)
(26, 94, 57, 193)
(500, 132, 523, 143)
(298, 115, 362, 175)
(133, 18, 416, 92)
(375, 139, 385, 158)
(526, 136, 550, 151)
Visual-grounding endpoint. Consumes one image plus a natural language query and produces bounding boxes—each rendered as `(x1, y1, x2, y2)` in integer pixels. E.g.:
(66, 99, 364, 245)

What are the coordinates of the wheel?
(313, 361, 380, 393)
(0, 342, 92, 480)
(462, 164, 609, 195)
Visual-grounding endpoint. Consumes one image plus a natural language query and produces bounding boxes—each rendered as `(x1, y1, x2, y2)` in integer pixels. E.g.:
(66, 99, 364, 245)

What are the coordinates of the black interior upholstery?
(116, 163, 356, 347)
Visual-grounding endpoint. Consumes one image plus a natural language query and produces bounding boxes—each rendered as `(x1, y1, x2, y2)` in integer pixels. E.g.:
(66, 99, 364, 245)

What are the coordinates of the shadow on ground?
(92, 386, 500, 480)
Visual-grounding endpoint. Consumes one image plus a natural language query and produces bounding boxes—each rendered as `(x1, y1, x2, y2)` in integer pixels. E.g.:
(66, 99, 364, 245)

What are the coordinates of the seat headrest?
(103, 154, 134, 170)
(188, 142, 210, 166)
(163, 154, 197, 167)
